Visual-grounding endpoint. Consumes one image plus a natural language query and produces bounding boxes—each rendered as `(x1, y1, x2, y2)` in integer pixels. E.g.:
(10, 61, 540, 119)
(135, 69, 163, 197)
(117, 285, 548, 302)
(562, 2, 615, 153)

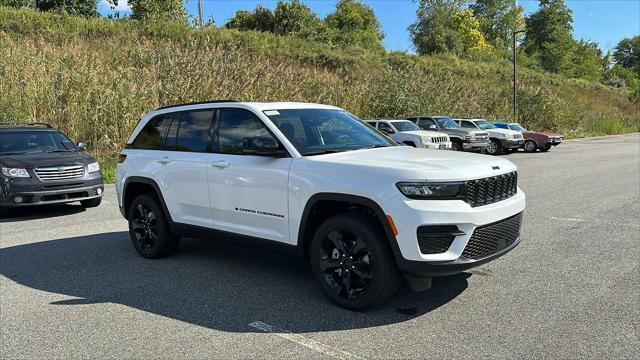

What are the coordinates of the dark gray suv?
(407, 115, 490, 152)
(0, 123, 103, 217)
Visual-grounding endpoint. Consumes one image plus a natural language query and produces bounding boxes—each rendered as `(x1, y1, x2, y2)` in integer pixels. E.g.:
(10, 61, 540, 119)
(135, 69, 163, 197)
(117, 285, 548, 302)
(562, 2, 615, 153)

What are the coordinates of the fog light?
(14, 196, 24, 204)
(97, 188, 103, 195)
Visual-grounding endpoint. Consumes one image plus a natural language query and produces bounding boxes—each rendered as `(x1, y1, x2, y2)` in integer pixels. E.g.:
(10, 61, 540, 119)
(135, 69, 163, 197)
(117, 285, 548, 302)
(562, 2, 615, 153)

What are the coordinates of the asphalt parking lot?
(1, 133, 638, 359)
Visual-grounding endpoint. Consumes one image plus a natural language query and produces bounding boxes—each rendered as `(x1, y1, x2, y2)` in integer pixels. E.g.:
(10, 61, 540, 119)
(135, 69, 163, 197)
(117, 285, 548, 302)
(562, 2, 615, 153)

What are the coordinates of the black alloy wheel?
(310, 214, 400, 311)
(128, 193, 180, 258)
(317, 229, 373, 301)
(131, 202, 158, 254)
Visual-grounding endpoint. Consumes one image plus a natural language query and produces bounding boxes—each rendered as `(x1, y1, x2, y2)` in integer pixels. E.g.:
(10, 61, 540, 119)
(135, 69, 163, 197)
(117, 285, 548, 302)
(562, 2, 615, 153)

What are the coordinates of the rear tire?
(80, 197, 102, 208)
(310, 214, 401, 311)
(523, 140, 538, 153)
(127, 193, 180, 259)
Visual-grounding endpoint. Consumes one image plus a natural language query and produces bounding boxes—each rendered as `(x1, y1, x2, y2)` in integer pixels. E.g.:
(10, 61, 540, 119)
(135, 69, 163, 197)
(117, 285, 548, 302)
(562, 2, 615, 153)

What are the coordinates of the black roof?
(0, 122, 56, 131)
(155, 100, 237, 111)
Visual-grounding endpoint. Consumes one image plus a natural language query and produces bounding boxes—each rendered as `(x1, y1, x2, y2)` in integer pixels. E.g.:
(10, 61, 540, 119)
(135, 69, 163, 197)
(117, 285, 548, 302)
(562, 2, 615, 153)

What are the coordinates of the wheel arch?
(123, 177, 174, 224)
(296, 193, 401, 262)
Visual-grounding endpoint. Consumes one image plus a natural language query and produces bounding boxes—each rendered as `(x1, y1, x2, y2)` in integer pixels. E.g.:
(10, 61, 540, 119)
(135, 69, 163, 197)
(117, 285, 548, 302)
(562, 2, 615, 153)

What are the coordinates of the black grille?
(417, 225, 458, 254)
(465, 171, 518, 207)
(461, 212, 523, 260)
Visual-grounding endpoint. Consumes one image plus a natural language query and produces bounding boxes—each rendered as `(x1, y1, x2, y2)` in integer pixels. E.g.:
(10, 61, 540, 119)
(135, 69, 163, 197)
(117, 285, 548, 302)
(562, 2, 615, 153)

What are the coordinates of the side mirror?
(242, 136, 285, 156)
(429, 125, 437, 130)
(78, 142, 87, 151)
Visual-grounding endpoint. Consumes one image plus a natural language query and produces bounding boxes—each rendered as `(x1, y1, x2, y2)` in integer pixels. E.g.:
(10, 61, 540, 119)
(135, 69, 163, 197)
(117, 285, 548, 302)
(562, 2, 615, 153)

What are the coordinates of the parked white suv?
(116, 101, 526, 310)
(455, 119, 524, 155)
(365, 119, 452, 150)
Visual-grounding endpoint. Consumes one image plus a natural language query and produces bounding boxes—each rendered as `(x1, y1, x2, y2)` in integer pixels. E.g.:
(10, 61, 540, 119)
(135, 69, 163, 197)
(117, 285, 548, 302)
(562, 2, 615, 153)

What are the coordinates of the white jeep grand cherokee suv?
(116, 101, 525, 310)
(364, 119, 452, 150)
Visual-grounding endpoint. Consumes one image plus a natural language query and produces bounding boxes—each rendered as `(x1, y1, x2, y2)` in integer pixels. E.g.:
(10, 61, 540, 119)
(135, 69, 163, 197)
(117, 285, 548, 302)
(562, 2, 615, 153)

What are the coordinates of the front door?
(208, 109, 292, 243)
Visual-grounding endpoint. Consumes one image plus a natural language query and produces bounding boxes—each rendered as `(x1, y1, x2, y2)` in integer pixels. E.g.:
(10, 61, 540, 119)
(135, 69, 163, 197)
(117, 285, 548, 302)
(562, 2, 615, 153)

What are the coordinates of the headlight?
(464, 134, 476, 141)
(396, 182, 465, 199)
(420, 136, 431, 144)
(87, 162, 100, 173)
(505, 133, 514, 140)
(1, 167, 30, 178)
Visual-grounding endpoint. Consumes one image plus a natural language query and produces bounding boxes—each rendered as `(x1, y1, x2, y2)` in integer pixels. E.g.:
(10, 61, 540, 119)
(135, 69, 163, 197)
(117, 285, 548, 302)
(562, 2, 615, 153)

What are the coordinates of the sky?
(98, 0, 640, 52)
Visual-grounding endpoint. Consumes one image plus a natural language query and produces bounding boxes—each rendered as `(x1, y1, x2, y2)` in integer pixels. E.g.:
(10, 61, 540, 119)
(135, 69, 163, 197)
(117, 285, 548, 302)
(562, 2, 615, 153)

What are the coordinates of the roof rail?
(155, 100, 238, 111)
(0, 122, 53, 128)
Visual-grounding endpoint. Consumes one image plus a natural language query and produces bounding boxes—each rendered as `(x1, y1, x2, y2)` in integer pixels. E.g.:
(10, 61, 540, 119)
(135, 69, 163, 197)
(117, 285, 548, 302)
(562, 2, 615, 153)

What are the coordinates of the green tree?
(273, 0, 321, 37)
(523, 0, 575, 73)
(225, 5, 275, 32)
(0, 0, 35, 7)
(35, 0, 98, 17)
(613, 36, 640, 74)
(111, 0, 186, 22)
(471, 0, 524, 49)
(410, 0, 490, 56)
(324, 0, 384, 50)
(568, 40, 603, 82)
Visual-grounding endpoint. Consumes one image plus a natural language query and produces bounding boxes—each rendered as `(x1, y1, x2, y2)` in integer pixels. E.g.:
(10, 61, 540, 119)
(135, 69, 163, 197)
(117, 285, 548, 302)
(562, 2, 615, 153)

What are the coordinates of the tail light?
(117, 154, 127, 163)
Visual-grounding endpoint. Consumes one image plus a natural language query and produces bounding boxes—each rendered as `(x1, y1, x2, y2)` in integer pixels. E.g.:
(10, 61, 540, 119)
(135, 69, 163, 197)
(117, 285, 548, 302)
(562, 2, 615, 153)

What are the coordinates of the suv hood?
(0, 151, 95, 169)
(486, 128, 519, 137)
(311, 146, 517, 181)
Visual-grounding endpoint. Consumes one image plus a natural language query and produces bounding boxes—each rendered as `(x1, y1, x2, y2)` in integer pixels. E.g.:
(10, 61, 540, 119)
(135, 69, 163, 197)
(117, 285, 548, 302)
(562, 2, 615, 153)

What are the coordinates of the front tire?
(540, 143, 552, 152)
(486, 140, 502, 155)
(451, 140, 463, 151)
(310, 214, 401, 311)
(128, 193, 180, 259)
(523, 140, 538, 153)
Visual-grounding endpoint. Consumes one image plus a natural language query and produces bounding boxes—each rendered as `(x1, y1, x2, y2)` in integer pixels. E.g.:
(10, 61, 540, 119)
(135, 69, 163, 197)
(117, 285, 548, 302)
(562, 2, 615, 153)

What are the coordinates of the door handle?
(157, 157, 171, 164)
(211, 160, 230, 168)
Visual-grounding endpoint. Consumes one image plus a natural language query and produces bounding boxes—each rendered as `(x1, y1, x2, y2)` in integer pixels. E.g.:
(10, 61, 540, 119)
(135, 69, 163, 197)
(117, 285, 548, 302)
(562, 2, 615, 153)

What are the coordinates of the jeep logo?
(492, 166, 500, 170)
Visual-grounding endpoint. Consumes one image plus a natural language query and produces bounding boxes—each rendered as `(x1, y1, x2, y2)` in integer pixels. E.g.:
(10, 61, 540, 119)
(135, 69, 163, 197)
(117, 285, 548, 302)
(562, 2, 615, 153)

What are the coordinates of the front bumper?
(0, 176, 103, 207)
(462, 140, 491, 151)
(548, 138, 563, 146)
(424, 141, 452, 150)
(499, 139, 524, 149)
(384, 189, 525, 278)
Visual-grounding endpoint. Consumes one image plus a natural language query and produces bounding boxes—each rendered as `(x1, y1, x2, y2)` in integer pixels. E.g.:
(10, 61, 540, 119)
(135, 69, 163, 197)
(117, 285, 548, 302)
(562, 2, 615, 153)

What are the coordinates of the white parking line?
(249, 321, 366, 360)
(550, 216, 584, 222)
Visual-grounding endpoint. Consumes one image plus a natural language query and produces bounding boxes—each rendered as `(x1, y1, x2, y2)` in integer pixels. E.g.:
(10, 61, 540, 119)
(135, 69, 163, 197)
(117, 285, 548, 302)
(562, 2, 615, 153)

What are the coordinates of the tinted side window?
(417, 118, 436, 130)
(132, 115, 171, 150)
(378, 122, 394, 134)
(218, 109, 274, 155)
(175, 111, 214, 152)
(461, 121, 476, 129)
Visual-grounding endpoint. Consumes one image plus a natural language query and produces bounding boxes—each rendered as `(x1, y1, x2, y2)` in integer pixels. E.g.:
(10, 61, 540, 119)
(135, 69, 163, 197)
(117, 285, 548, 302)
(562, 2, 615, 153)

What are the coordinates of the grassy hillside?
(0, 6, 637, 180)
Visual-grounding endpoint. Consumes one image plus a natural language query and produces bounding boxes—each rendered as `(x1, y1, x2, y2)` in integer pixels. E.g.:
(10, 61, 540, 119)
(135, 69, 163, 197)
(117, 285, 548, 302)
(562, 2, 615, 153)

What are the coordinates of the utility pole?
(513, 29, 525, 123)
(198, 0, 204, 28)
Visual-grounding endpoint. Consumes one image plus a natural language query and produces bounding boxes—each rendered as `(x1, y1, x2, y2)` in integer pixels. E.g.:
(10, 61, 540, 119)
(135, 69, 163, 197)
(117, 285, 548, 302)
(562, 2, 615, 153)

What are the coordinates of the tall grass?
(0, 6, 637, 182)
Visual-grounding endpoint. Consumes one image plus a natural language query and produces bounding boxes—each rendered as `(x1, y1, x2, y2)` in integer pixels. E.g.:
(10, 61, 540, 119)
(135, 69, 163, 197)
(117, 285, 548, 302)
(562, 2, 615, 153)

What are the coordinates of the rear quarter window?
(132, 115, 171, 150)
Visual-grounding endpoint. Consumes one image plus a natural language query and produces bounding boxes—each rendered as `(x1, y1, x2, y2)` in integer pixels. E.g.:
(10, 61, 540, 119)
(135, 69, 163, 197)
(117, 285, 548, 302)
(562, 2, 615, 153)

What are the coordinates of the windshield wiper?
(47, 149, 75, 153)
(304, 149, 347, 156)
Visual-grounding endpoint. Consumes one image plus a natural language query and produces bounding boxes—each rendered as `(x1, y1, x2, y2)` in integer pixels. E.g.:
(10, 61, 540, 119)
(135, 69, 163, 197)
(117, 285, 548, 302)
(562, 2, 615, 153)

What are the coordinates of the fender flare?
(296, 193, 403, 264)
(122, 176, 174, 225)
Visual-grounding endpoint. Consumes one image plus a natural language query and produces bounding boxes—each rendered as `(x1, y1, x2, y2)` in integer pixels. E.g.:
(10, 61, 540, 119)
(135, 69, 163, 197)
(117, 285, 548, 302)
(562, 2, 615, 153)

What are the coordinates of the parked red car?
(492, 122, 564, 152)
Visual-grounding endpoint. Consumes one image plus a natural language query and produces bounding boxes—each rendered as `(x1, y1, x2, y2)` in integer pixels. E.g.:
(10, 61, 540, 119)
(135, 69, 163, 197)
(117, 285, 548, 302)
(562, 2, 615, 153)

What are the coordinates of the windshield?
(391, 121, 420, 132)
(435, 117, 460, 129)
(0, 131, 78, 155)
(264, 109, 395, 155)
(510, 123, 527, 132)
(476, 121, 496, 129)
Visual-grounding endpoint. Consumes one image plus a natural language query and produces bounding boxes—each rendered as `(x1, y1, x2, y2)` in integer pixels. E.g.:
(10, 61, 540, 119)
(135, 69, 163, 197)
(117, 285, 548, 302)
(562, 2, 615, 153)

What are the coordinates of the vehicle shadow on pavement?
(0, 204, 86, 223)
(0, 232, 470, 332)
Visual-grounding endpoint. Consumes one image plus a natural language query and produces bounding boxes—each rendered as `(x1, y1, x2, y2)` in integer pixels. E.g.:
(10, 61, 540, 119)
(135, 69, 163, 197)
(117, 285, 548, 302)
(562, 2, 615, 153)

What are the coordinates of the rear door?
(208, 109, 292, 243)
(160, 110, 214, 228)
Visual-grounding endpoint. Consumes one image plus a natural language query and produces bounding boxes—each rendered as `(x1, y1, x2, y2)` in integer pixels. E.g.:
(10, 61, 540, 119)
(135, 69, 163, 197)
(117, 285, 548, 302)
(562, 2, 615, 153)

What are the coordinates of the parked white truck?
(365, 119, 452, 150)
